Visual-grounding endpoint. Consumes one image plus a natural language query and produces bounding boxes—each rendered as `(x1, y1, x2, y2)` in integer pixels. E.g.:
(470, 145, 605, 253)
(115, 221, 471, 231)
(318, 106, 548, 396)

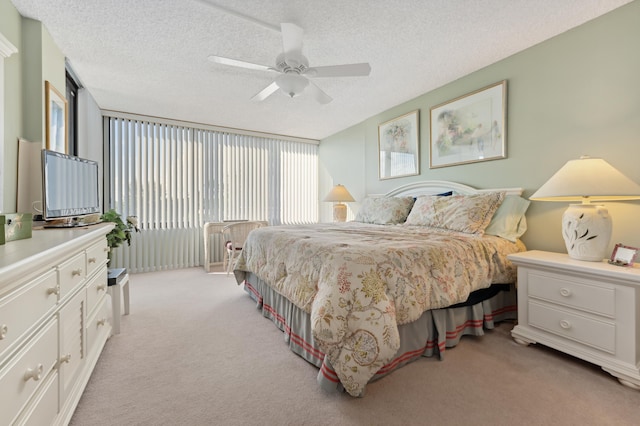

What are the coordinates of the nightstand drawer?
(528, 271, 615, 318)
(528, 301, 615, 353)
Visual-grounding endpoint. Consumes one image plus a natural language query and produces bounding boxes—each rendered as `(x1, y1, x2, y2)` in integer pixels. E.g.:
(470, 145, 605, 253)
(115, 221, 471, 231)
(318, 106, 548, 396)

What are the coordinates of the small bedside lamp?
(324, 184, 355, 222)
(530, 155, 640, 261)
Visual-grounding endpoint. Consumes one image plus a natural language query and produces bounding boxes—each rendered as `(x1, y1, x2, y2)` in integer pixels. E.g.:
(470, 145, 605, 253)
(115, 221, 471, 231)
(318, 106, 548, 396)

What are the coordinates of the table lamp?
(324, 184, 355, 222)
(530, 155, 640, 261)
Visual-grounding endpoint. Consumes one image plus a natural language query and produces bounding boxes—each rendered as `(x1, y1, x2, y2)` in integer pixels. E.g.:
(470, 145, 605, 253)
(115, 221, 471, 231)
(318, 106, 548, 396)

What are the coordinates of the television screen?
(42, 149, 100, 221)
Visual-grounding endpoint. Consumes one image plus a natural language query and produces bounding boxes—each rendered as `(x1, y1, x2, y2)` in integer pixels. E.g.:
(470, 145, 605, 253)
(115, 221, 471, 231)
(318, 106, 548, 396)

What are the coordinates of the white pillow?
(484, 195, 530, 242)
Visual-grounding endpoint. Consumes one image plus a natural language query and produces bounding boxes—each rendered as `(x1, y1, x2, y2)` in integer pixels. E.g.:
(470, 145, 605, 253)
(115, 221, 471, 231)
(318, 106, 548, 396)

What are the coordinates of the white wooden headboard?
(380, 180, 523, 197)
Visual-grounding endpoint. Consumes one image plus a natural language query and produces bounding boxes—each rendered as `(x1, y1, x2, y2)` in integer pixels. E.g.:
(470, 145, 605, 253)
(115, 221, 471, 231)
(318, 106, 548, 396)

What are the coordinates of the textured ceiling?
(10, 0, 633, 140)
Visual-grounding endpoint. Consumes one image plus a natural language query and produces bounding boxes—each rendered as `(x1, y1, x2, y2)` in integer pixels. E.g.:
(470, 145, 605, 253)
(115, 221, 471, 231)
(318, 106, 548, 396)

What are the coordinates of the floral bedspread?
(233, 222, 525, 396)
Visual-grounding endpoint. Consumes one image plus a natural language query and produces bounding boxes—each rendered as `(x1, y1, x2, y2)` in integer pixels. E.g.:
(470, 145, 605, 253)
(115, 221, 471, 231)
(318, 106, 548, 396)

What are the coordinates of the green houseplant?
(101, 209, 140, 252)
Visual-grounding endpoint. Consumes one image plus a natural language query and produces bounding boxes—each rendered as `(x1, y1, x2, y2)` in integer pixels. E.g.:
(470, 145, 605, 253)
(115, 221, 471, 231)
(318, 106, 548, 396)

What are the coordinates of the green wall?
(0, 0, 66, 212)
(319, 1, 640, 255)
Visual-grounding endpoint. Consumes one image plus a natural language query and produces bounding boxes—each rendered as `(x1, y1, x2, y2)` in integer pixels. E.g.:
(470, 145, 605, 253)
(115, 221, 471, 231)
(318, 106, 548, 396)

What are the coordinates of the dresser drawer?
(87, 297, 111, 356)
(527, 270, 615, 318)
(0, 318, 58, 425)
(528, 301, 615, 354)
(58, 252, 86, 299)
(86, 240, 109, 278)
(0, 270, 58, 359)
(15, 369, 59, 426)
(86, 266, 108, 316)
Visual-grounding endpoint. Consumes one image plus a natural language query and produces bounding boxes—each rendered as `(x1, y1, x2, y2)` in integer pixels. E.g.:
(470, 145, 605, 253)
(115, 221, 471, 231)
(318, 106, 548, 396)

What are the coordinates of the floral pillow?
(354, 196, 415, 225)
(405, 192, 506, 235)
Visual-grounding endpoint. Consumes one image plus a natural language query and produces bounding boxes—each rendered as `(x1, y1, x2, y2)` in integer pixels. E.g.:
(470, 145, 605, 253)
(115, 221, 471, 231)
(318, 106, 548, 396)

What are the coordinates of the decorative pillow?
(354, 196, 415, 225)
(405, 192, 506, 235)
(484, 195, 530, 242)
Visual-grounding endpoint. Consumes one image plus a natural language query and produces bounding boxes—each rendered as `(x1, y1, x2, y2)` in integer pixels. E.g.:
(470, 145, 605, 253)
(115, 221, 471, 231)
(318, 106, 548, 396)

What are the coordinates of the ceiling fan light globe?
(275, 74, 309, 98)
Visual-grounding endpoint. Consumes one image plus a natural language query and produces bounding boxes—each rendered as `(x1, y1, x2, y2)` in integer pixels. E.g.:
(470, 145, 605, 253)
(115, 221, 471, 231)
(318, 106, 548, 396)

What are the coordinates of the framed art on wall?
(429, 80, 506, 169)
(45, 80, 68, 154)
(378, 109, 419, 180)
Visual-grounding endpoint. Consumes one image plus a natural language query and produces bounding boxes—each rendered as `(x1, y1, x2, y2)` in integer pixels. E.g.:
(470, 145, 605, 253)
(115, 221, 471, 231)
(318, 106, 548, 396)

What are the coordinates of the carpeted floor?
(70, 267, 640, 425)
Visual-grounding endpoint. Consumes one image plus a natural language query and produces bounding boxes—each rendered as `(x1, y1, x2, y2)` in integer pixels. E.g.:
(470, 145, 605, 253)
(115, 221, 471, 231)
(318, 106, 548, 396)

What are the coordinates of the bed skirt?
(242, 272, 517, 395)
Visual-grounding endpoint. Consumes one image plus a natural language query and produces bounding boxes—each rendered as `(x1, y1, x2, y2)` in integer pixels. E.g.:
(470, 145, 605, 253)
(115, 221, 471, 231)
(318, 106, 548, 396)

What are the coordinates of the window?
(105, 114, 319, 272)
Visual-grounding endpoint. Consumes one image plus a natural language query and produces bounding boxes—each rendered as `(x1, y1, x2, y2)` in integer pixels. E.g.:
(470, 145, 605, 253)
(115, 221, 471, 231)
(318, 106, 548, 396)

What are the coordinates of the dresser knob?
(97, 318, 107, 326)
(60, 353, 72, 364)
(559, 288, 572, 297)
(560, 320, 572, 329)
(97, 284, 107, 292)
(72, 268, 83, 277)
(88, 257, 97, 263)
(0, 324, 7, 340)
(47, 284, 60, 296)
(24, 364, 44, 382)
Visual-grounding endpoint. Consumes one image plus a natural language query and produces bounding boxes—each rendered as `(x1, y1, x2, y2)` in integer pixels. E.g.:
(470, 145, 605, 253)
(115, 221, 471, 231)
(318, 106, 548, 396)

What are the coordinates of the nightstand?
(508, 250, 640, 390)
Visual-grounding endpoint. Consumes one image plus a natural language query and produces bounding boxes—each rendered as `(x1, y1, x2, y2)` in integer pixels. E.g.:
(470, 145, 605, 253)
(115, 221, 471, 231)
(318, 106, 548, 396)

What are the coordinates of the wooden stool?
(107, 268, 130, 334)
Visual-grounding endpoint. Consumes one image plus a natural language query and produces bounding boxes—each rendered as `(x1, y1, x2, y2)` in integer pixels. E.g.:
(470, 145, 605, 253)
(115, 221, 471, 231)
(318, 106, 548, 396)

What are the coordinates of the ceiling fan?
(208, 23, 371, 104)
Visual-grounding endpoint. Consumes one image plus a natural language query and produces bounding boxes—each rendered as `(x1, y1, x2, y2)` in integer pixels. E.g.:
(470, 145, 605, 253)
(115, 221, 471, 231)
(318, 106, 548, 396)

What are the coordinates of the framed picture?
(608, 243, 638, 267)
(429, 80, 506, 169)
(378, 110, 419, 180)
(45, 80, 68, 153)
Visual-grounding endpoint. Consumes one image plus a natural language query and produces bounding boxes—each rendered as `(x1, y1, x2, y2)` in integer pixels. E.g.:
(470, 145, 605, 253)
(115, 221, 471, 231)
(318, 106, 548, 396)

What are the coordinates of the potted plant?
(101, 209, 140, 255)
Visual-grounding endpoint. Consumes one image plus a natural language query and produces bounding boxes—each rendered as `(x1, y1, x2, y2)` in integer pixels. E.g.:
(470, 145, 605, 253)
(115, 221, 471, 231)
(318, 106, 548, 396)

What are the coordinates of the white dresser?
(509, 250, 640, 390)
(0, 223, 114, 425)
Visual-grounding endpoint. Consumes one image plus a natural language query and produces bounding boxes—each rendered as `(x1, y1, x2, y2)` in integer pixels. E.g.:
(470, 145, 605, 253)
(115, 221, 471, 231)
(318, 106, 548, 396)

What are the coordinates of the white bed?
(233, 181, 529, 396)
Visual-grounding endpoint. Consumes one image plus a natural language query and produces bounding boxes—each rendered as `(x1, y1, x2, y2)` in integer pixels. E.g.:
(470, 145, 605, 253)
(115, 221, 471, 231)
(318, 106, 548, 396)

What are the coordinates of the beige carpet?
(70, 267, 640, 426)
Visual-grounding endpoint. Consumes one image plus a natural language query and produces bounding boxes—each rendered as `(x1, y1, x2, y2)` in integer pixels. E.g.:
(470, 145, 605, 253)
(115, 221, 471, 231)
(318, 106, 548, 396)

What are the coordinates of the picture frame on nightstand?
(609, 243, 638, 267)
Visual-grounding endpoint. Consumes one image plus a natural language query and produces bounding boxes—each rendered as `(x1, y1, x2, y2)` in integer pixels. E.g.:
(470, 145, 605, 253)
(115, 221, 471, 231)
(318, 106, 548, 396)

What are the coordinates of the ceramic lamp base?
(562, 204, 612, 261)
(333, 203, 347, 222)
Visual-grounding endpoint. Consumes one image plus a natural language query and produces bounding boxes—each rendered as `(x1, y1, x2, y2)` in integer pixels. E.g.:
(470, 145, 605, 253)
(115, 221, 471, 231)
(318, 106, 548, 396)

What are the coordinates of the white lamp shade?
(531, 156, 640, 261)
(530, 156, 640, 202)
(323, 184, 355, 202)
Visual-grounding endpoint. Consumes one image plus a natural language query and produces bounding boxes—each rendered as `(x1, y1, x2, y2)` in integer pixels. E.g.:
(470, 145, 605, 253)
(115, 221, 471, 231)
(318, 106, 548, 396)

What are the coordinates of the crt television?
(41, 149, 100, 222)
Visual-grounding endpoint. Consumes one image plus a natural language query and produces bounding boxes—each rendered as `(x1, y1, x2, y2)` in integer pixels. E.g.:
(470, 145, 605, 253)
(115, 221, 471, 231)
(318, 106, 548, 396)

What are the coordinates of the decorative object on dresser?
(429, 80, 506, 169)
(0, 223, 114, 425)
(530, 156, 640, 261)
(3, 212, 33, 242)
(323, 184, 355, 222)
(100, 209, 140, 258)
(509, 250, 640, 390)
(609, 243, 638, 267)
(378, 110, 419, 179)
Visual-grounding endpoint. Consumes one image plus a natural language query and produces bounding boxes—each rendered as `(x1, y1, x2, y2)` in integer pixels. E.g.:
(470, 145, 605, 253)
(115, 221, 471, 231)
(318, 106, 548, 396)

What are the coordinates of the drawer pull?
(97, 318, 107, 327)
(24, 364, 44, 382)
(560, 320, 572, 330)
(47, 284, 60, 296)
(60, 353, 72, 364)
(72, 268, 83, 277)
(104, 247, 110, 253)
(559, 288, 572, 297)
(88, 257, 97, 264)
(97, 284, 107, 292)
(0, 324, 7, 340)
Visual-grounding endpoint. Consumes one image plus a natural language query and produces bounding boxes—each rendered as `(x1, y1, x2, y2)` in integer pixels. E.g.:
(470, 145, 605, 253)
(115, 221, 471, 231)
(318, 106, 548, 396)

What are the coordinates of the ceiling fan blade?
(305, 63, 372, 78)
(281, 23, 304, 66)
(208, 55, 273, 72)
(251, 81, 279, 101)
(306, 81, 332, 104)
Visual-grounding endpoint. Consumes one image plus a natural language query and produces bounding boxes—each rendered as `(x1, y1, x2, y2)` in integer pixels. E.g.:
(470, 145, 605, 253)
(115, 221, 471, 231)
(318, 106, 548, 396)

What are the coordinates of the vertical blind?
(105, 114, 318, 273)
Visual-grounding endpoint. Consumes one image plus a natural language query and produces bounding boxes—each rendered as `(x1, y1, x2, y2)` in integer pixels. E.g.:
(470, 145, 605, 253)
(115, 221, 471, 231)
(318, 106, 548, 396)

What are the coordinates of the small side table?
(107, 268, 130, 334)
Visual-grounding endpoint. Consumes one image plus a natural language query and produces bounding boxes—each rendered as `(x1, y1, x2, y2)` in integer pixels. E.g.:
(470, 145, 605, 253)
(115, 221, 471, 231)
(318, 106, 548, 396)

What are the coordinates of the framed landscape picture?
(45, 80, 68, 154)
(378, 110, 419, 180)
(429, 80, 506, 169)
